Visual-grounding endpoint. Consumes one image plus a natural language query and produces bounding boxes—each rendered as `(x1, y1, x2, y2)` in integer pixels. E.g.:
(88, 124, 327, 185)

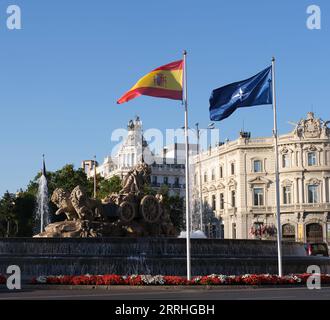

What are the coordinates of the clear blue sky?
(0, 0, 329, 195)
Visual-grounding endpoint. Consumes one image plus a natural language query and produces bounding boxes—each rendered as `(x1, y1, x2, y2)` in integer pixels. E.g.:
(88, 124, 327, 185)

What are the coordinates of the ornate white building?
(83, 117, 197, 197)
(192, 112, 330, 243)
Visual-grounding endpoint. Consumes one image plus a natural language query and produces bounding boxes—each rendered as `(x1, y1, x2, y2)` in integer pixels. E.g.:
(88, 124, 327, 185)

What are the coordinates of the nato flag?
(209, 66, 272, 121)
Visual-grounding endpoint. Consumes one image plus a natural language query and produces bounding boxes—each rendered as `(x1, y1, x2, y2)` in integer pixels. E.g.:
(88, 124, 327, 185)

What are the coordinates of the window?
(204, 197, 208, 206)
(194, 174, 197, 185)
(253, 160, 262, 173)
(219, 166, 223, 178)
(212, 195, 216, 211)
(308, 152, 317, 166)
(231, 163, 235, 175)
(204, 172, 208, 183)
(253, 188, 264, 206)
(219, 193, 224, 209)
(282, 154, 290, 168)
(211, 169, 215, 181)
(231, 190, 236, 207)
(152, 176, 158, 185)
(232, 223, 237, 239)
(282, 224, 295, 241)
(283, 186, 292, 204)
(164, 177, 168, 185)
(174, 177, 179, 186)
(308, 185, 318, 203)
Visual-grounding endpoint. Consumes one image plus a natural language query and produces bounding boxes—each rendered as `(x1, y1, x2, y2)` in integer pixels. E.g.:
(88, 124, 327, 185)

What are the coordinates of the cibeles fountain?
(0, 161, 329, 279)
(35, 161, 176, 238)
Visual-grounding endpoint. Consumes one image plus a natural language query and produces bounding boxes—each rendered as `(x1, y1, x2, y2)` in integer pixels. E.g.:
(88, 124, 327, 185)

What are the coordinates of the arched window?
(204, 171, 208, 183)
(211, 168, 216, 181)
(308, 185, 319, 203)
(231, 163, 235, 175)
(212, 194, 216, 211)
(306, 223, 323, 242)
(231, 190, 236, 207)
(219, 166, 223, 178)
(282, 154, 290, 168)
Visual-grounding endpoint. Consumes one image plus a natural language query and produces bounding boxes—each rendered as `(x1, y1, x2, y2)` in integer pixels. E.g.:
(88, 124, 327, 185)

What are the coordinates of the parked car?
(304, 243, 329, 257)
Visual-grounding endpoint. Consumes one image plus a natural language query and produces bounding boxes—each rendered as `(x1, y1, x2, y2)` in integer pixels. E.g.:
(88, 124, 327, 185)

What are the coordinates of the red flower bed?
(31, 273, 330, 286)
(163, 276, 189, 285)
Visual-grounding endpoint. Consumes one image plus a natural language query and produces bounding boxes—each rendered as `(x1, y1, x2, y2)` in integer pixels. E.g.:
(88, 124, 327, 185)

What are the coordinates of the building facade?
(82, 117, 197, 197)
(192, 112, 330, 243)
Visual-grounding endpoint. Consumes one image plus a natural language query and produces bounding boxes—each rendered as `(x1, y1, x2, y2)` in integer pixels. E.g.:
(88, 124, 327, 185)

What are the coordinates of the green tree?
(0, 191, 18, 237)
(165, 194, 184, 233)
(147, 186, 184, 233)
(27, 164, 92, 197)
(97, 175, 122, 199)
(13, 191, 35, 237)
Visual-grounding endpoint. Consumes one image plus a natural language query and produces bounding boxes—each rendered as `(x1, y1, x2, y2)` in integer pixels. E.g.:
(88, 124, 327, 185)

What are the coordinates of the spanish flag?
(117, 60, 183, 104)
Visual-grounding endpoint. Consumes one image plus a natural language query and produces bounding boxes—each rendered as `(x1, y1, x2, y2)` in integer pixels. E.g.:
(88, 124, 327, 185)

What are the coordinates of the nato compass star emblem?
(232, 88, 249, 101)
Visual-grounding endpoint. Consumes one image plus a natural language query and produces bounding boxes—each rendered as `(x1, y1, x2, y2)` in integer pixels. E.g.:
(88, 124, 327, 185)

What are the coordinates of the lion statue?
(70, 185, 104, 221)
(120, 162, 151, 194)
(51, 186, 104, 222)
(51, 188, 79, 221)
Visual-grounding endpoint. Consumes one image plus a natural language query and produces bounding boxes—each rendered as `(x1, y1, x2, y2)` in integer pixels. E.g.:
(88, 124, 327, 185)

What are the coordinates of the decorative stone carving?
(292, 112, 329, 139)
(228, 178, 237, 190)
(281, 179, 293, 187)
(51, 188, 79, 221)
(70, 185, 104, 221)
(303, 144, 321, 152)
(209, 185, 216, 192)
(248, 176, 272, 189)
(217, 183, 225, 190)
(306, 178, 321, 185)
(51, 186, 104, 222)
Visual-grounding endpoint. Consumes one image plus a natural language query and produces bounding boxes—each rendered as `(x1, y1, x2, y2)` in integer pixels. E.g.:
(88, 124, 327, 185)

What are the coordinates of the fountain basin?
(0, 238, 329, 278)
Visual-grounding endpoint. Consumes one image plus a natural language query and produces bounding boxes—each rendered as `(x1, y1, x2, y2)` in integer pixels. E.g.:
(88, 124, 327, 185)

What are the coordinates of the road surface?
(0, 286, 329, 300)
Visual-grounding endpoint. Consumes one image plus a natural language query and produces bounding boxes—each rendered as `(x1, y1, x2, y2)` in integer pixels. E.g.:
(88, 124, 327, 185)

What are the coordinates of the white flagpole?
(183, 50, 191, 280)
(272, 57, 283, 277)
(40, 154, 45, 233)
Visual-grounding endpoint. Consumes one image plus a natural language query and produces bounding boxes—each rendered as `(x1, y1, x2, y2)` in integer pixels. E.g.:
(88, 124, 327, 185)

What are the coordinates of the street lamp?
(195, 123, 204, 233)
(207, 123, 215, 149)
(93, 155, 97, 199)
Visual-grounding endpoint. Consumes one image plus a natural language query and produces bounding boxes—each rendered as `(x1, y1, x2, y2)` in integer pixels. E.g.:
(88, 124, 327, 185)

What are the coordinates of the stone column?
(301, 177, 305, 204)
(323, 178, 327, 203)
(298, 178, 303, 204)
(295, 178, 299, 204)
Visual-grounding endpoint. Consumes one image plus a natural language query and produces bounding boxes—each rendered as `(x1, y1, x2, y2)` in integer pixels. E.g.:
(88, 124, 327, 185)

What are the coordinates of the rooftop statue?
(120, 162, 151, 194)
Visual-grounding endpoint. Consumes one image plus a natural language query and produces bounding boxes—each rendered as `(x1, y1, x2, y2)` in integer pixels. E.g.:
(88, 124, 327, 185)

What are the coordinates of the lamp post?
(207, 123, 215, 149)
(195, 123, 204, 232)
(93, 155, 97, 199)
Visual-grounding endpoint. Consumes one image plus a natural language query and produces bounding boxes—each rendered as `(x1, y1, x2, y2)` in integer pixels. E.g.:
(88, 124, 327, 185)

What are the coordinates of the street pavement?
(0, 286, 329, 300)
